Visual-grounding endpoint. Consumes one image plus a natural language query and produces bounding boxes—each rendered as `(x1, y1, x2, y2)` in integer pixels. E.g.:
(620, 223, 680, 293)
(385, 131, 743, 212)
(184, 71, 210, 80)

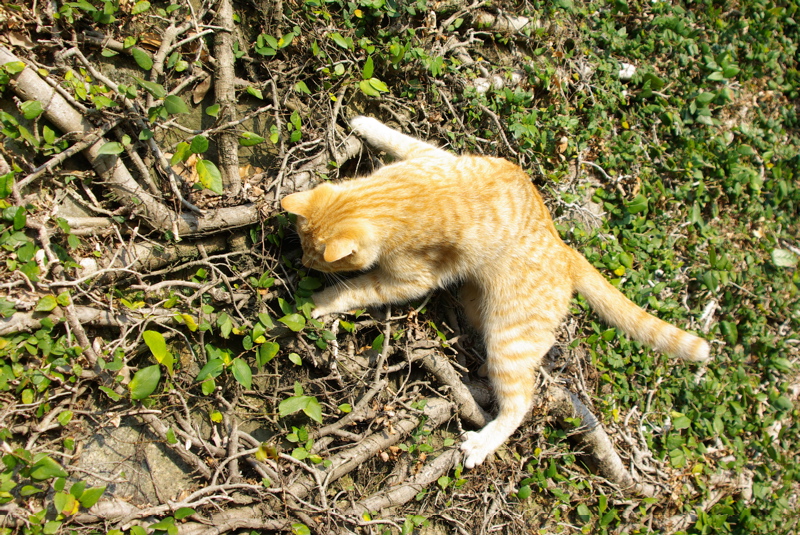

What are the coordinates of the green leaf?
(20, 485, 43, 496)
(56, 291, 71, 306)
(20, 100, 43, 120)
(78, 486, 106, 508)
(722, 65, 740, 78)
(362, 56, 374, 79)
(201, 377, 215, 395)
(288, 352, 303, 366)
(205, 104, 220, 117)
(625, 194, 648, 214)
(195, 159, 224, 194)
(189, 135, 209, 154)
(0, 171, 15, 199)
(175, 507, 196, 520)
(239, 132, 266, 146)
(329, 32, 351, 50)
(292, 522, 311, 535)
(257, 342, 280, 367)
(131, 47, 153, 70)
(30, 456, 69, 480)
(372, 333, 385, 353)
(135, 77, 166, 98)
(772, 248, 798, 268)
(4, 61, 25, 74)
(196, 358, 224, 381)
(129, 364, 161, 400)
(279, 313, 306, 332)
(0, 297, 16, 317)
(143, 330, 168, 361)
(230, 358, 252, 389)
(279, 395, 322, 423)
(368, 78, 389, 93)
(171, 141, 192, 164)
(99, 386, 121, 401)
(131, 0, 150, 14)
(97, 142, 125, 155)
(294, 81, 311, 95)
(57, 410, 73, 426)
(35, 295, 58, 312)
(164, 94, 189, 115)
(576, 503, 592, 522)
(359, 79, 380, 97)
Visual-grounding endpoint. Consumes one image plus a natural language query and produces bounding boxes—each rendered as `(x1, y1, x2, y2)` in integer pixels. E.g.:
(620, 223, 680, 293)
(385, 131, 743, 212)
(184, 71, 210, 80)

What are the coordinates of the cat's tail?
(571, 251, 710, 362)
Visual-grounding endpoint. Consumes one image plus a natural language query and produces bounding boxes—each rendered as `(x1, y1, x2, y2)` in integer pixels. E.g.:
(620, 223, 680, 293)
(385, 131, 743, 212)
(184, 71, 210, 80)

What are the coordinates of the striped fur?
(281, 116, 711, 468)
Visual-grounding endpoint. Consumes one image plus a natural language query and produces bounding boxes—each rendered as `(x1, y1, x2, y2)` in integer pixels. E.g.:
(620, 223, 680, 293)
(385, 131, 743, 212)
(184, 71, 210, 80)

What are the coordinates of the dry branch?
(212, 0, 243, 196)
(546, 385, 657, 497)
(286, 398, 454, 500)
(0, 47, 259, 237)
(345, 449, 462, 515)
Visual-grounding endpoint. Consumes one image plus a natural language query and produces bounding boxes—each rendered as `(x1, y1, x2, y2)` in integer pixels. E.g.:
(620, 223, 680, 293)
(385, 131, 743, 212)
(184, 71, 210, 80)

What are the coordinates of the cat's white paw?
(350, 116, 381, 138)
(460, 430, 494, 469)
(310, 289, 338, 318)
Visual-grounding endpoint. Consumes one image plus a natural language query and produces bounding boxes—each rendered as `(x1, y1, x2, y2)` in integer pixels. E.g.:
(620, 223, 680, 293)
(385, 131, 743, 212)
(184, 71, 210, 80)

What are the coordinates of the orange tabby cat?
(281, 116, 710, 469)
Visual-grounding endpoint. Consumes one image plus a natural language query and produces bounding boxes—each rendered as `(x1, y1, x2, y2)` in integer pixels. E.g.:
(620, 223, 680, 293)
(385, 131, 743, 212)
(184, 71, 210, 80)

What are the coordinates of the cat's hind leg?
(460, 333, 554, 469)
(350, 116, 454, 161)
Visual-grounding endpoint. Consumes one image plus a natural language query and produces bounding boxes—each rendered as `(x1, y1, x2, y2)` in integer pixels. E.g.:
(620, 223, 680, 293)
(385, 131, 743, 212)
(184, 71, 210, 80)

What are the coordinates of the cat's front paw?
(350, 116, 381, 138)
(460, 430, 494, 469)
(310, 289, 338, 319)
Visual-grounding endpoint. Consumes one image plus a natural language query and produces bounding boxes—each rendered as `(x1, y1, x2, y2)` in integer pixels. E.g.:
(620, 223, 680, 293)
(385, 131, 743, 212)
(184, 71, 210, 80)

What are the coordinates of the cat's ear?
(323, 238, 357, 263)
(281, 191, 313, 217)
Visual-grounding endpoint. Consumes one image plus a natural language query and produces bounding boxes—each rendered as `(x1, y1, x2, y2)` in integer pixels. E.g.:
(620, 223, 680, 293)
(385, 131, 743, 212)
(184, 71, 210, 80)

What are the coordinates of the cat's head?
(281, 184, 378, 273)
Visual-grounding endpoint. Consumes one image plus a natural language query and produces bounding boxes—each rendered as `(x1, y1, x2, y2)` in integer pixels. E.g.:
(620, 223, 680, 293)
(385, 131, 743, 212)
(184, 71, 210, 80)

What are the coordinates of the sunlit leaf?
(279, 313, 306, 332)
(129, 364, 161, 400)
(164, 95, 189, 115)
(35, 295, 58, 312)
(195, 159, 224, 194)
(97, 142, 125, 155)
(230, 358, 252, 389)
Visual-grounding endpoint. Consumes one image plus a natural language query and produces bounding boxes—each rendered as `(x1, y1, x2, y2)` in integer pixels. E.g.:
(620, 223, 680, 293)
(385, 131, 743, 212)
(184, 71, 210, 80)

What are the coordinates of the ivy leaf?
(0, 171, 14, 199)
(772, 248, 798, 268)
(131, 47, 153, 70)
(129, 364, 161, 400)
(238, 132, 266, 146)
(78, 486, 106, 509)
(279, 313, 306, 332)
(131, 0, 150, 15)
(294, 81, 311, 95)
(134, 77, 166, 98)
(189, 135, 209, 154)
(35, 295, 58, 312)
(30, 456, 69, 480)
(196, 358, 224, 381)
(329, 32, 351, 50)
(164, 95, 189, 115)
(97, 142, 125, 155)
(143, 330, 168, 360)
(257, 342, 280, 367)
(362, 56, 374, 79)
(143, 330, 173, 375)
(230, 358, 252, 389)
(195, 159, 224, 194)
(20, 100, 43, 120)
